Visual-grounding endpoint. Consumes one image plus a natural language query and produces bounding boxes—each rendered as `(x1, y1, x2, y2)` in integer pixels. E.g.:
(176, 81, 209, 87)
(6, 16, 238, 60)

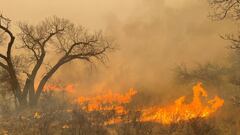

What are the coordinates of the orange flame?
(76, 89, 137, 114)
(42, 82, 224, 125)
(140, 82, 224, 124)
(43, 84, 75, 93)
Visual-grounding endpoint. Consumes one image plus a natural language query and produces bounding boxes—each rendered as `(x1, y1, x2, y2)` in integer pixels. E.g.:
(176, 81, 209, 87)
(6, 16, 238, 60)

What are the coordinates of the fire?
(140, 82, 224, 124)
(43, 84, 75, 93)
(43, 82, 224, 125)
(76, 89, 137, 114)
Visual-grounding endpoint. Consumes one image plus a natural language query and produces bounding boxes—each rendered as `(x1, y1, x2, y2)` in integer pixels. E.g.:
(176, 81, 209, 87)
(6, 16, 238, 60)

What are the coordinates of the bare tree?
(209, 0, 240, 20)
(0, 15, 113, 107)
(209, 0, 240, 54)
(174, 63, 227, 86)
(207, 0, 240, 61)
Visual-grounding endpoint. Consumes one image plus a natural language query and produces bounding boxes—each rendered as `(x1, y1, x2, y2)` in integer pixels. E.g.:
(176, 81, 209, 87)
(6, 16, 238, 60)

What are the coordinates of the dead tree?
(0, 15, 113, 107)
(208, 0, 240, 52)
(209, 0, 240, 20)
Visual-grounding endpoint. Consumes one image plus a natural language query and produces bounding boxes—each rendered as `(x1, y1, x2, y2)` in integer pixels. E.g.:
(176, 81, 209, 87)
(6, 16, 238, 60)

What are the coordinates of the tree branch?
(0, 61, 8, 70)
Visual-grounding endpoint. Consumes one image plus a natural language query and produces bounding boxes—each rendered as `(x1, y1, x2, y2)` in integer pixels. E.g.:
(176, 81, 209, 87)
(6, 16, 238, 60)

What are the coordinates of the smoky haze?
(0, 0, 236, 95)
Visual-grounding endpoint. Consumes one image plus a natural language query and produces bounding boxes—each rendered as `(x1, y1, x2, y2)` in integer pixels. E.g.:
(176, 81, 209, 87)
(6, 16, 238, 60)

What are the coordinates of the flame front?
(140, 82, 224, 124)
(44, 82, 224, 125)
(76, 89, 137, 114)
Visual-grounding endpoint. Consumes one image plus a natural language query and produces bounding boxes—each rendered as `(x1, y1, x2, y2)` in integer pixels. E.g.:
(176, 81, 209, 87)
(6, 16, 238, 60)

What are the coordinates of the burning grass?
(43, 82, 224, 125)
(0, 82, 225, 135)
(140, 82, 224, 124)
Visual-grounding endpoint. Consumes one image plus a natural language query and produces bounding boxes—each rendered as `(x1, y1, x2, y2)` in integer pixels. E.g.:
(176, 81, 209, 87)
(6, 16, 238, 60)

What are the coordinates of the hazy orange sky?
(0, 0, 139, 29)
(0, 0, 236, 94)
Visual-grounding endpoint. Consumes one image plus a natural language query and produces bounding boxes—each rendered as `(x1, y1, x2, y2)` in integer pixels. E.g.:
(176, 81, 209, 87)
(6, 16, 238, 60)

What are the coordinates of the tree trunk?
(33, 60, 65, 106)
(19, 97, 28, 108)
(29, 96, 38, 107)
(28, 82, 36, 107)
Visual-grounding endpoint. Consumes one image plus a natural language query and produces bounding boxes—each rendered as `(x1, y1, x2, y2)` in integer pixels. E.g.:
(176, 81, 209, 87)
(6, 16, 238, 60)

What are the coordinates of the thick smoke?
(0, 0, 236, 95)
(56, 0, 235, 95)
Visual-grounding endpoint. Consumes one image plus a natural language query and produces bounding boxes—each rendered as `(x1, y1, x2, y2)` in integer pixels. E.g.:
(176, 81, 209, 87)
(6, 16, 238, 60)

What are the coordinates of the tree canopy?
(0, 15, 114, 107)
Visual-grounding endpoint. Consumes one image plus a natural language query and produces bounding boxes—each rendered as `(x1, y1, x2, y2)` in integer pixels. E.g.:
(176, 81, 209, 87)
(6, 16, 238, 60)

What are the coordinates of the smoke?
(56, 0, 235, 94)
(0, 0, 236, 95)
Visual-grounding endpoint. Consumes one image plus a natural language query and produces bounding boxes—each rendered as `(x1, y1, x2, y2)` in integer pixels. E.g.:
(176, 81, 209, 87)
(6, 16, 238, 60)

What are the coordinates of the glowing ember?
(140, 82, 224, 124)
